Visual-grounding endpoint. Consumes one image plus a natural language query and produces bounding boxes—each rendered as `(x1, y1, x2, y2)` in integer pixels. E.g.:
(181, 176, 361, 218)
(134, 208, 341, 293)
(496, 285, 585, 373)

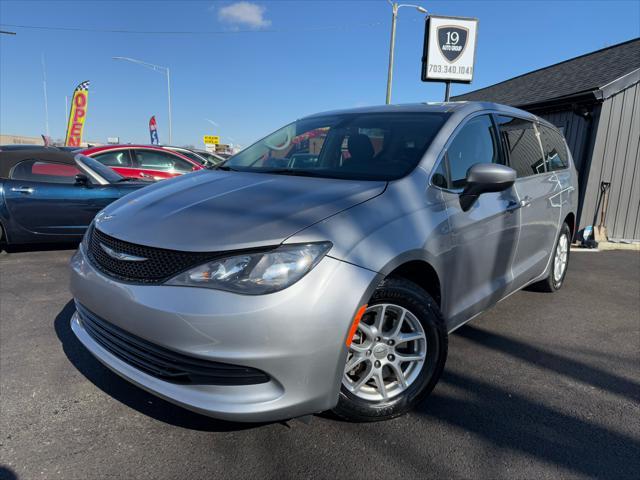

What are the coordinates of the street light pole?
(112, 56, 173, 144)
(166, 67, 172, 144)
(385, 3, 398, 105)
(41, 53, 50, 138)
(385, 1, 428, 104)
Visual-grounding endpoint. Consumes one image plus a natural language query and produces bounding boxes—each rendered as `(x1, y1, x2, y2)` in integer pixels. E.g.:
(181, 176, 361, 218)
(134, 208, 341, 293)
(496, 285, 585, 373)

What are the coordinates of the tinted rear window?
(539, 124, 569, 171)
(496, 116, 546, 178)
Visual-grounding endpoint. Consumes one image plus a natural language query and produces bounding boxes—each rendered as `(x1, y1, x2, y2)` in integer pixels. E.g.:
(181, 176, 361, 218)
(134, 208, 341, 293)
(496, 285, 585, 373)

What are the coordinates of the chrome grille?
(87, 227, 217, 283)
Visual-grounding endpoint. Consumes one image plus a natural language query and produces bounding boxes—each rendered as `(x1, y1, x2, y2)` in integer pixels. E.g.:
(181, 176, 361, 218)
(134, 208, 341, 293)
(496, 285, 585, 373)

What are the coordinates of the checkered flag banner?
(65, 80, 90, 147)
(74, 80, 90, 92)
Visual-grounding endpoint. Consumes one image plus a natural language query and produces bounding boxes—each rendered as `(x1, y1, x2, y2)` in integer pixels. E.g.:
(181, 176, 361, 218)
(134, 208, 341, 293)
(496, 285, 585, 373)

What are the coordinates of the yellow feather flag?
(64, 80, 90, 147)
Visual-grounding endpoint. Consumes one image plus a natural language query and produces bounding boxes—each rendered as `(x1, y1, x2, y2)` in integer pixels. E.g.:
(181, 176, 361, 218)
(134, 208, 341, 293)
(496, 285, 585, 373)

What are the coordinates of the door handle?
(506, 197, 531, 212)
(520, 197, 532, 208)
(10, 186, 34, 194)
(506, 200, 520, 212)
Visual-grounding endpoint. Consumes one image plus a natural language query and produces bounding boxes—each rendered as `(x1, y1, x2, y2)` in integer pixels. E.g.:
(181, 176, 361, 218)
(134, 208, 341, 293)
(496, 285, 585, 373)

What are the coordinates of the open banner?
(149, 115, 159, 145)
(64, 80, 90, 146)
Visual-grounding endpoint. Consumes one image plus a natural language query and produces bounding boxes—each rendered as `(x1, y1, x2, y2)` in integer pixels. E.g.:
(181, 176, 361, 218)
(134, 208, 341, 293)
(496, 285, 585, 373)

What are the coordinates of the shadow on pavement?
(54, 300, 264, 433)
(408, 323, 640, 480)
(457, 324, 640, 402)
(0, 466, 19, 480)
(1, 241, 79, 254)
(415, 370, 640, 479)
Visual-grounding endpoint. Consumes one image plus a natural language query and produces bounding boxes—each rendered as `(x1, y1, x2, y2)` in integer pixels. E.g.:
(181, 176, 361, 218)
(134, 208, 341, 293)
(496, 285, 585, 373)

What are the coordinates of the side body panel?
(0, 180, 8, 242)
(439, 188, 520, 330)
(0, 179, 132, 244)
(110, 166, 177, 181)
(288, 105, 578, 332)
(510, 171, 563, 290)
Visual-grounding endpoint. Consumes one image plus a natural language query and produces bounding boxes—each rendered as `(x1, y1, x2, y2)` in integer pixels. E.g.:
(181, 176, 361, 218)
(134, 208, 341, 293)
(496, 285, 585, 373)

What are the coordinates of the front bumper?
(69, 246, 379, 422)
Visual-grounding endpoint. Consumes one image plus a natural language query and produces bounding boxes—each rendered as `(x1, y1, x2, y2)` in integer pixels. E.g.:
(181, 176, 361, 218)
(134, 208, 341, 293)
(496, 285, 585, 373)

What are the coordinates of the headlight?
(165, 242, 332, 294)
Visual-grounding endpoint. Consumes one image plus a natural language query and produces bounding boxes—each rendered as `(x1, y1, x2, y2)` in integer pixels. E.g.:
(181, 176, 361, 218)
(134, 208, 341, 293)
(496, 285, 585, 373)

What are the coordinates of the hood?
(96, 170, 385, 252)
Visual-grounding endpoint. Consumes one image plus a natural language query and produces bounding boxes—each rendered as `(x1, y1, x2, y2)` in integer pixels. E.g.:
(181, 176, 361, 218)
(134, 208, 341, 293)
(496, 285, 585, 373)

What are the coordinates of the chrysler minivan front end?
(70, 103, 576, 423)
(70, 227, 379, 422)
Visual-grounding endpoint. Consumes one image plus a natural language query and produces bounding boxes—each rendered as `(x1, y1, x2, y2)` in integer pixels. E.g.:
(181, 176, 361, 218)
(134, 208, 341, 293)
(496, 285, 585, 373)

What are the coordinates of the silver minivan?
(70, 102, 577, 422)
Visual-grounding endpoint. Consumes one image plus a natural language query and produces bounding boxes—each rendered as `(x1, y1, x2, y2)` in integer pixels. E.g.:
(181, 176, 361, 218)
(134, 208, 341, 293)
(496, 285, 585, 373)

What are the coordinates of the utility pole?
(385, 1, 428, 104)
(41, 54, 50, 138)
(386, 2, 398, 105)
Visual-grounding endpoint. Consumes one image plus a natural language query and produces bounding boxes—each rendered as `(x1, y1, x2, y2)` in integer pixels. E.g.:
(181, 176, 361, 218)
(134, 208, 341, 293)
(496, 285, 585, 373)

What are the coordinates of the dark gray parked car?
(69, 102, 577, 422)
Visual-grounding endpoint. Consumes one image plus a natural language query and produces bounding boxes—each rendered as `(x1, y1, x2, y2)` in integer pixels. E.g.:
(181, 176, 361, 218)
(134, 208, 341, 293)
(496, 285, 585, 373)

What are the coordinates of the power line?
(0, 21, 384, 35)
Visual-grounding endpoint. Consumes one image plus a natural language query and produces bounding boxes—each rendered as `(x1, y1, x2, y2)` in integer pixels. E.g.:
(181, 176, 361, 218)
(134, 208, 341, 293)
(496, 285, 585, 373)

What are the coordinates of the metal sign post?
(421, 15, 479, 101)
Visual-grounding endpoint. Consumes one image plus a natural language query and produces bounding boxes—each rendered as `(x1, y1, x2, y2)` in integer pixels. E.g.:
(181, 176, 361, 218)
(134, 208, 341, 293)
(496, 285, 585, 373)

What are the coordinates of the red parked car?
(80, 145, 204, 181)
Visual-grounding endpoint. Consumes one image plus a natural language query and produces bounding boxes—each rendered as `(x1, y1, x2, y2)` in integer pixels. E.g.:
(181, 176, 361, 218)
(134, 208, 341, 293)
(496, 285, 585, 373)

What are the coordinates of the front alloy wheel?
(343, 304, 427, 402)
(333, 277, 447, 422)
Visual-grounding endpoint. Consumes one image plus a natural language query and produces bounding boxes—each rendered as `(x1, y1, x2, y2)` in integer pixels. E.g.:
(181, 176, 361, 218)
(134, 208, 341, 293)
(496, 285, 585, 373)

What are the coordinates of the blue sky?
(1, 1, 639, 147)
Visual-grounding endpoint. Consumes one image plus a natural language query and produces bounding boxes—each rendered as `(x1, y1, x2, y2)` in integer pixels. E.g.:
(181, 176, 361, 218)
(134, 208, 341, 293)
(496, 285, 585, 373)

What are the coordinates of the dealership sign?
(64, 80, 90, 146)
(203, 135, 220, 145)
(422, 16, 478, 84)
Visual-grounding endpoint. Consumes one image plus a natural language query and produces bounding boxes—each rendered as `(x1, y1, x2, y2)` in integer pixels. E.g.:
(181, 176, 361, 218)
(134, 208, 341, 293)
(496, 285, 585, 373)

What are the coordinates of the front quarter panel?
(286, 169, 452, 319)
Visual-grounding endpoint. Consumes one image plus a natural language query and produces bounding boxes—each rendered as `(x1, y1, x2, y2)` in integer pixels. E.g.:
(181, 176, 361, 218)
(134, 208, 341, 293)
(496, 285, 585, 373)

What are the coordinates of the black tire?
(531, 222, 571, 292)
(332, 277, 448, 422)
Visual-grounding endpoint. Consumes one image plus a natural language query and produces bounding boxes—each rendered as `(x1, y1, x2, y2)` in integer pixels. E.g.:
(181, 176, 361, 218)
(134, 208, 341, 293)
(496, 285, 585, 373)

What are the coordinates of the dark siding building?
(453, 38, 640, 241)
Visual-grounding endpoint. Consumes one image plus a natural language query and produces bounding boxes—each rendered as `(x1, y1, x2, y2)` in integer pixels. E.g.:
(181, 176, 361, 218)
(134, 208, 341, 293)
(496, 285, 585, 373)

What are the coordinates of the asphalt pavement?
(1, 247, 638, 480)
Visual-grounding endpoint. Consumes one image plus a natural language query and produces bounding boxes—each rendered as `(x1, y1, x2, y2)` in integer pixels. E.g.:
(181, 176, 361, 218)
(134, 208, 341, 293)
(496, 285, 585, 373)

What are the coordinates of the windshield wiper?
(117, 177, 152, 183)
(216, 164, 237, 171)
(260, 168, 345, 179)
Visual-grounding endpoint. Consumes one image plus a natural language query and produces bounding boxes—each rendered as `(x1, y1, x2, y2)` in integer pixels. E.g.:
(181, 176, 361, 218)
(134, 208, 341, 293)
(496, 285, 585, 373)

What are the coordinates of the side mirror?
(460, 163, 516, 211)
(75, 173, 91, 186)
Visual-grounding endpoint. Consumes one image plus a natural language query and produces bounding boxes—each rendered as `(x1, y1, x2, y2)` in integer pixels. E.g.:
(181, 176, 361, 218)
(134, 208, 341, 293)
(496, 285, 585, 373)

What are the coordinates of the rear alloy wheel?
(532, 222, 571, 292)
(333, 277, 447, 422)
(553, 233, 569, 283)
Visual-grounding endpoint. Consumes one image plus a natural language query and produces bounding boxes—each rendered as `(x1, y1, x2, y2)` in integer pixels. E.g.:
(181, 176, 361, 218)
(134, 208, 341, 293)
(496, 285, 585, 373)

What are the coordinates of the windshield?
(75, 154, 123, 183)
(225, 112, 448, 181)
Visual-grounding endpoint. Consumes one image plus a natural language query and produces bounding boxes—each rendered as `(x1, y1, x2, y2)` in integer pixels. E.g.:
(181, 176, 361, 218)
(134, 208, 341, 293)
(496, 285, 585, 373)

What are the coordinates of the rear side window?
(133, 150, 194, 173)
(11, 160, 80, 184)
(173, 149, 206, 165)
(93, 150, 132, 167)
(496, 116, 545, 178)
(539, 125, 569, 171)
(434, 114, 500, 189)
